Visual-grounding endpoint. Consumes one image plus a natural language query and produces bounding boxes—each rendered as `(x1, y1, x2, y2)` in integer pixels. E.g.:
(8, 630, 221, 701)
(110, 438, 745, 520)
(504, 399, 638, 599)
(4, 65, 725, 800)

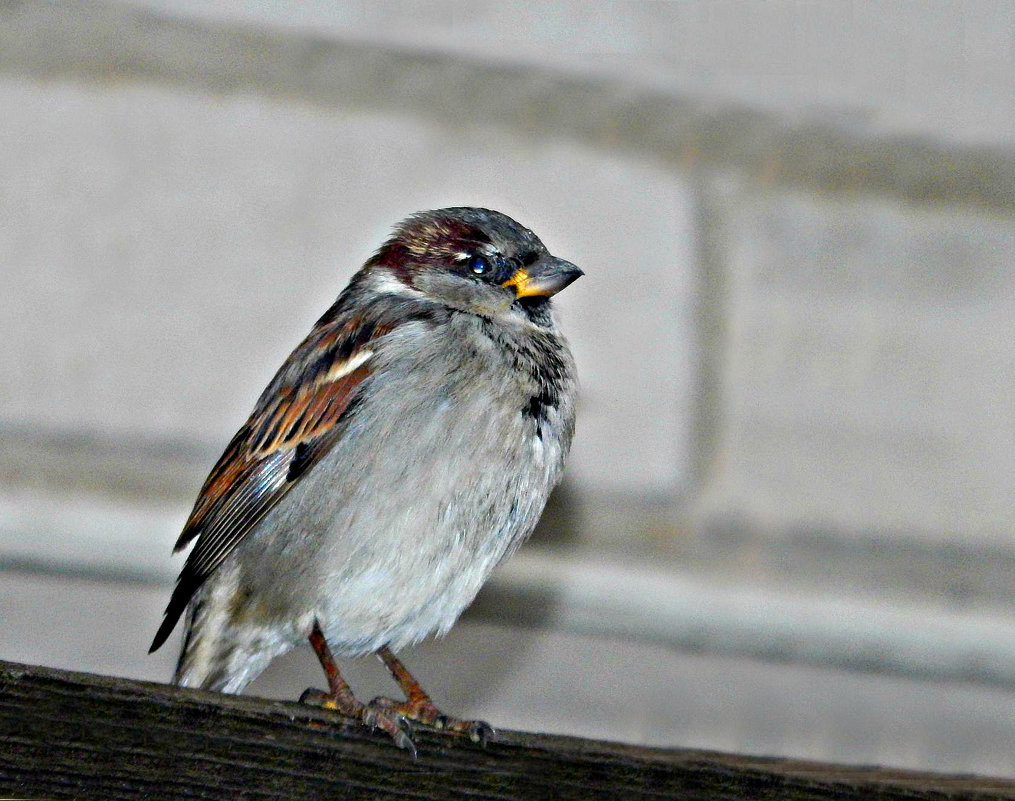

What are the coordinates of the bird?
(150, 207, 582, 752)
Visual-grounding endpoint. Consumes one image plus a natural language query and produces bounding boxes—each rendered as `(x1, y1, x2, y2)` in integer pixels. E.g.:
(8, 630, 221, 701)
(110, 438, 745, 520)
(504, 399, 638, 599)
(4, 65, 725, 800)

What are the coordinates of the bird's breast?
(237, 314, 575, 651)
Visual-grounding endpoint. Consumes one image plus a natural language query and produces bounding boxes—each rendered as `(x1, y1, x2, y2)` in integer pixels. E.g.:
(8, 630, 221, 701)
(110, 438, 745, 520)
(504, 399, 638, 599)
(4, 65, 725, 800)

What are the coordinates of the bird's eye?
(468, 254, 492, 276)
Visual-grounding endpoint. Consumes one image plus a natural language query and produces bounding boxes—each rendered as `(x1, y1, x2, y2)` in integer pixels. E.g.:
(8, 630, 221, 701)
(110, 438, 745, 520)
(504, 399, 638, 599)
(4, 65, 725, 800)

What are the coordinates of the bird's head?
(364, 207, 583, 322)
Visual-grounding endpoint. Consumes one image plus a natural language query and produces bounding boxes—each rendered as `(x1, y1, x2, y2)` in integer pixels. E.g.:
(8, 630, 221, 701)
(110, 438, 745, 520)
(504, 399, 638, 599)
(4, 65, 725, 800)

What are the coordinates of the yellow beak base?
(502, 260, 583, 298)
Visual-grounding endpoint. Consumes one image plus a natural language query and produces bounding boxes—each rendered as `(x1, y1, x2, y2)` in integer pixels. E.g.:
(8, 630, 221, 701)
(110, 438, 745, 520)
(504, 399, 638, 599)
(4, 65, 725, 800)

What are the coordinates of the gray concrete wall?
(1, 0, 1014, 777)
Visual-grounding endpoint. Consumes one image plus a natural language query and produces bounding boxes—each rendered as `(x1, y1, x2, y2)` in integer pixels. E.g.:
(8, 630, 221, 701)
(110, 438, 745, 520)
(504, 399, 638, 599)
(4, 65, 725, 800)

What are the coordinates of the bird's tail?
(171, 575, 282, 694)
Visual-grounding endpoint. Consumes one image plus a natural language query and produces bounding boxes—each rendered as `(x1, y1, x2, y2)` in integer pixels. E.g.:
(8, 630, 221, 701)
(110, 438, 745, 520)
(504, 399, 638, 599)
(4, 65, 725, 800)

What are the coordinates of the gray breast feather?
(229, 313, 576, 654)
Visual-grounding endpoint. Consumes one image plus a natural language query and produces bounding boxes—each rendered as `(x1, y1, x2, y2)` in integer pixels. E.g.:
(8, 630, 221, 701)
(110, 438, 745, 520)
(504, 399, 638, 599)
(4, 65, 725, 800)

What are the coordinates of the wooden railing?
(1, 661, 1012, 800)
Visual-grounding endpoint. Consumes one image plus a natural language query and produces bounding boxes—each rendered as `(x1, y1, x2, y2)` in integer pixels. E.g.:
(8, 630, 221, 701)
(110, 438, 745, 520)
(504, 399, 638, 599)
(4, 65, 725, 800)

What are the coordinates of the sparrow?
(150, 207, 582, 753)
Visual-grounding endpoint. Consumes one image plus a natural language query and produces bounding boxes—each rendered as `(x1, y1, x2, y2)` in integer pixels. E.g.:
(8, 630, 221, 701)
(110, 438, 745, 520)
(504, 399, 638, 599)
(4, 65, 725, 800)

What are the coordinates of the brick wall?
(1, 0, 1014, 775)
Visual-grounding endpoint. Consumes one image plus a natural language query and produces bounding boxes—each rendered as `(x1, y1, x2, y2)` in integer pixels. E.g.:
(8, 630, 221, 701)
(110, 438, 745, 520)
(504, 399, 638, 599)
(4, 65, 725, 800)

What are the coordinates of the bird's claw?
(299, 687, 490, 753)
(362, 701, 417, 756)
(469, 720, 496, 747)
(299, 687, 334, 708)
(366, 695, 494, 746)
(431, 712, 495, 745)
(388, 724, 418, 756)
(300, 686, 417, 756)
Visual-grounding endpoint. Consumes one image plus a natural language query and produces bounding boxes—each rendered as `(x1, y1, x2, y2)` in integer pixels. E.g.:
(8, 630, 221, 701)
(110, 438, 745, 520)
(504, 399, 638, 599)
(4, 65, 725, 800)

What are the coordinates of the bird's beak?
(502, 257, 584, 298)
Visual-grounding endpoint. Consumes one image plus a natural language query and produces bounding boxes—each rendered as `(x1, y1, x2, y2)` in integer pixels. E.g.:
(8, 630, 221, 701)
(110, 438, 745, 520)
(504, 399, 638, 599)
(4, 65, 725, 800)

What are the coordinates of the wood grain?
(0, 660, 1012, 800)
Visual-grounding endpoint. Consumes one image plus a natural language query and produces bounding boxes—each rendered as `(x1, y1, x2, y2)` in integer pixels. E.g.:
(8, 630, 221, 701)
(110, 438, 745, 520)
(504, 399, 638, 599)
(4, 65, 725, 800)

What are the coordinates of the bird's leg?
(300, 621, 360, 713)
(299, 620, 415, 753)
(367, 645, 495, 745)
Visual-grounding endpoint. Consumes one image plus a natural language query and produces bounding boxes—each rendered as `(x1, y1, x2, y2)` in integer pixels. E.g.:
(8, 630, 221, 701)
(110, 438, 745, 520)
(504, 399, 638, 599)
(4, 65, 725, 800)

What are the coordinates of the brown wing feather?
(174, 364, 370, 580)
(150, 314, 382, 653)
(174, 362, 372, 553)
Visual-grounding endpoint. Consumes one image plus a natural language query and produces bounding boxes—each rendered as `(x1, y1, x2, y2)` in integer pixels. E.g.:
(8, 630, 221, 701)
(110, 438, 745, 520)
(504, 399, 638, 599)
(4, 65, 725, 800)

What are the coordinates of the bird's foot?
(300, 687, 417, 755)
(366, 695, 495, 746)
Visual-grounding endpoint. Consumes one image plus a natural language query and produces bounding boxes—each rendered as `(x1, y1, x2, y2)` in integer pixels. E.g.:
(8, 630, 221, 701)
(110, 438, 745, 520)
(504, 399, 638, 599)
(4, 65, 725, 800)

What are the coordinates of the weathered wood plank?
(0, 660, 1012, 800)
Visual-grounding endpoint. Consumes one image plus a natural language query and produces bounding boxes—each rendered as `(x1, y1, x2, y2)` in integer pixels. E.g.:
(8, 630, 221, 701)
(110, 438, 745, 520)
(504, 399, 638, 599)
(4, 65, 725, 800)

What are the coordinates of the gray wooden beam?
(1, 660, 1013, 800)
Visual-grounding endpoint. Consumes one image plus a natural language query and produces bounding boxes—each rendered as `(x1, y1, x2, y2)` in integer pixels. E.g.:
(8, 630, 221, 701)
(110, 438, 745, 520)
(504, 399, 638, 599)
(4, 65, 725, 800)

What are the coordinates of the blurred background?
(2, 0, 1014, 777)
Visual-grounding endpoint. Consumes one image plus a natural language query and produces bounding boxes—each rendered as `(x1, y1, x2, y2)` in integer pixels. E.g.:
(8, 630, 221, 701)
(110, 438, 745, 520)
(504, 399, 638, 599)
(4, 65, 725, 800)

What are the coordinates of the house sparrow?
(150, 207, 582, 753)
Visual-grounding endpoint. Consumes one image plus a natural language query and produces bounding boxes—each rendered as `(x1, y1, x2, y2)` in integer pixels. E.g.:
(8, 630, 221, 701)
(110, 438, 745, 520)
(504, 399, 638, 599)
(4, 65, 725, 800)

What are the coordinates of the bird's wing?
(150, 314, 386, 653)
